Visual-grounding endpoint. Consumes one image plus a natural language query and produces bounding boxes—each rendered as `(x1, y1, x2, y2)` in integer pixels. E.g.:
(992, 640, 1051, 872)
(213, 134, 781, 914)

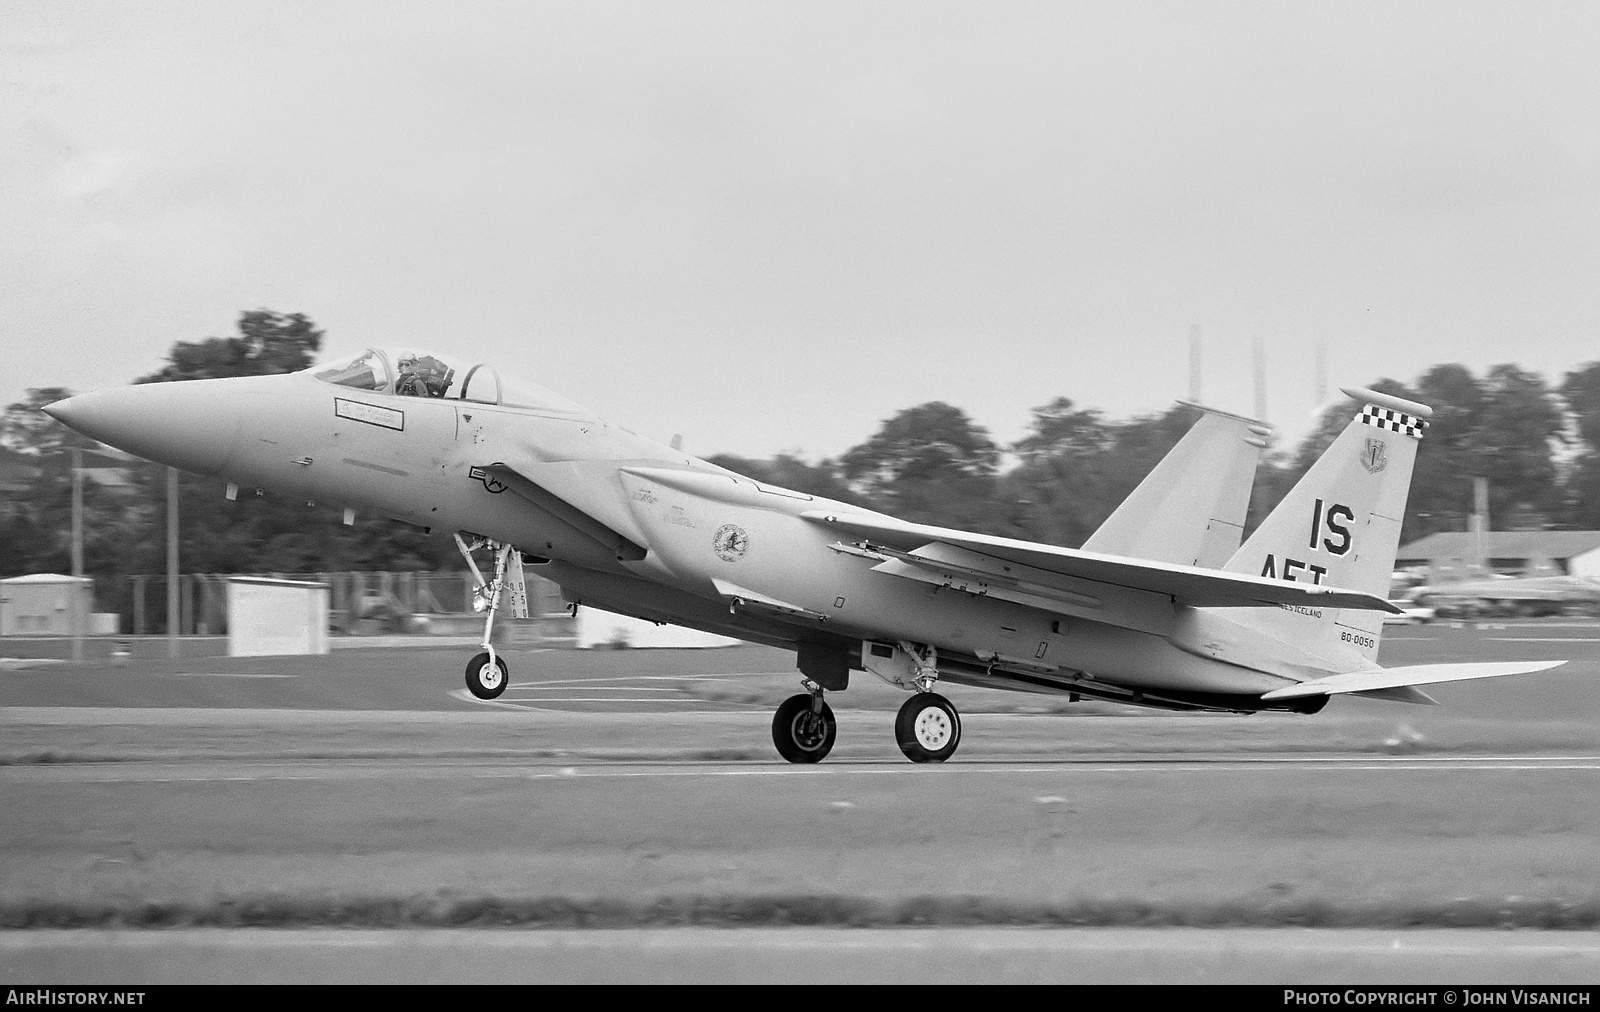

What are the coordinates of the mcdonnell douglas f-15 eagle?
(45, 347, 1563, 762)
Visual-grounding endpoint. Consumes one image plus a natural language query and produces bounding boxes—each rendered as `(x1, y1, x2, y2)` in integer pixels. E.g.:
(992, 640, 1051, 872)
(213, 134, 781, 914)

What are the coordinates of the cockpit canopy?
(308, 348, 587, 415)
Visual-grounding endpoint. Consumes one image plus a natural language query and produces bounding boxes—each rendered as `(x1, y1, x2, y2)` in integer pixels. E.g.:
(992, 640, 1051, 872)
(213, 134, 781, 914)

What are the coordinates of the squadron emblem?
(712, 523, 749, 562)
(1361, 437, 1388, 474)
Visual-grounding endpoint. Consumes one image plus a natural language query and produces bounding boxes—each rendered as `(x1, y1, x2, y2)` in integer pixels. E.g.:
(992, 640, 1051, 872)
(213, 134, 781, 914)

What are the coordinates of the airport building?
(1396, 531, 1600, 579)
(0, 573, 98, 635)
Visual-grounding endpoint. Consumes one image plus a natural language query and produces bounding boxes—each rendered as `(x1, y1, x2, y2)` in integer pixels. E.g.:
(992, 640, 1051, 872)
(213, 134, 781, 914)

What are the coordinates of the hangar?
(1396, 531, 1600, 579)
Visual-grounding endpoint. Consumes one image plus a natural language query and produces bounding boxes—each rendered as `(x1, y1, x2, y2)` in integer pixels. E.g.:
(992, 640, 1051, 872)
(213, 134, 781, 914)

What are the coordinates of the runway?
(6, 927, 1600, 985)
(6, 753, 1600, 785)
(3, 622, 1599, 982)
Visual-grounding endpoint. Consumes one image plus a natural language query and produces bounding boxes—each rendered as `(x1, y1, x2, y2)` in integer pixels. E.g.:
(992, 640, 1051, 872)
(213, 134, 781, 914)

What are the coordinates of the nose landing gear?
(465, 651, 508, 700)
(454, 532, 527, 701)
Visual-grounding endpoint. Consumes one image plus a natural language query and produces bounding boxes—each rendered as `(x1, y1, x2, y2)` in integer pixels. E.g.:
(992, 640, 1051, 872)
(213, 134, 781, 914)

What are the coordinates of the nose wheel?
(466, 651, 509, 700)
(896, 692, 961, 763)
(772, 692, 837, 763)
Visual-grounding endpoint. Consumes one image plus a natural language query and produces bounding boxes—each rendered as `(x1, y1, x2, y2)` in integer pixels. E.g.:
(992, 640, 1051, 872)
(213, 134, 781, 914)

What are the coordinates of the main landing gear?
(895, 692, 961, 763)
(454, 533, 526, 700)
(769, 642, 963, 764)
(772, 681, 837, 763)
(893, 644, 960, 763)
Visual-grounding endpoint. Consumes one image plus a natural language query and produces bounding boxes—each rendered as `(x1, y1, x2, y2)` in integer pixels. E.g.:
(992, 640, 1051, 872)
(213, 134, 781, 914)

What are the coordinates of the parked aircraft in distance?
(1416, 572, 1600, 619)
(46, 349, 1564, 762)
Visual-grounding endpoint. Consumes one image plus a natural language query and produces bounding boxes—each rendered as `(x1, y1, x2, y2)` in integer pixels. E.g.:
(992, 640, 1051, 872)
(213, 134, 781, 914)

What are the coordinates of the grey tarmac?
(2, 626, 1599, 983)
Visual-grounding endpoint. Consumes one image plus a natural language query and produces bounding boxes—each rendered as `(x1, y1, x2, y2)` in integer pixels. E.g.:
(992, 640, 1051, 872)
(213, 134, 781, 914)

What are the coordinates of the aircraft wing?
(800, 510, 1399, 613)
(1260, 661, 1566, 700)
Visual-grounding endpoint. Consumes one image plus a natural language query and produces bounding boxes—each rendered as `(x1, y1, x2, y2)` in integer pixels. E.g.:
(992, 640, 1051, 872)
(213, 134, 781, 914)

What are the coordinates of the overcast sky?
(5, 1, 1598, 459)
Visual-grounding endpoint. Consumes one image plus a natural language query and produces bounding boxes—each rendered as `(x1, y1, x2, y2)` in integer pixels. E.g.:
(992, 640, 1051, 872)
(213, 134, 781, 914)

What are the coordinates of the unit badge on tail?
(1362, 437, 1388, 474)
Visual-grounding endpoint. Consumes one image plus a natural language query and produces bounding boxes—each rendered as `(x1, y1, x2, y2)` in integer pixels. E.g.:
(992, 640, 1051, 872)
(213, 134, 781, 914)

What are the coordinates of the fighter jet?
(45, 348, 1563, 763)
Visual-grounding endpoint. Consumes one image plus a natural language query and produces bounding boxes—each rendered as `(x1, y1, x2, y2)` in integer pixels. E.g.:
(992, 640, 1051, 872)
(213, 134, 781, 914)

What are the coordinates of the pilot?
(395, 354, 454, 398)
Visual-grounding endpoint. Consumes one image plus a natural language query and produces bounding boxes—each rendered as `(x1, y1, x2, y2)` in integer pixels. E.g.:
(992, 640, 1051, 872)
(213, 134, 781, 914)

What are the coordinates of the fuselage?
(47, 351, 1324, 706)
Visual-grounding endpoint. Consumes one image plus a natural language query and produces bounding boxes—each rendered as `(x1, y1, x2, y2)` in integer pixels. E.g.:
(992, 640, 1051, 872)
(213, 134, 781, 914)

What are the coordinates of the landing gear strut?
(772, 680, 836, 763)
(454, 533, 526, 700)
(893, 643, 961, 763)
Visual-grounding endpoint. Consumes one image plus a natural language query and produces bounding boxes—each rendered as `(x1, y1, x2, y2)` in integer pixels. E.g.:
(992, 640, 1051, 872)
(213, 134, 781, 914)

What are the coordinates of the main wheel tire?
(772, 693, 836, 763)
(465, 651, 509, 700)
(895, 692, 961, 763)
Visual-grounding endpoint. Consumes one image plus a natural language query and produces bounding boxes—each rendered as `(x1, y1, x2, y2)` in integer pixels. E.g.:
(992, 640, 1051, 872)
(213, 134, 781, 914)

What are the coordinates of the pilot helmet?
(397, 354, 453, 396)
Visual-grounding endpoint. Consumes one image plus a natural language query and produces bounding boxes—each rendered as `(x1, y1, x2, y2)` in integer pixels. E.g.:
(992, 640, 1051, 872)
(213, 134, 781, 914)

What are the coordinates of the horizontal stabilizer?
(1260, 661, 1566, 700)
(1350, 685, 1440, 705)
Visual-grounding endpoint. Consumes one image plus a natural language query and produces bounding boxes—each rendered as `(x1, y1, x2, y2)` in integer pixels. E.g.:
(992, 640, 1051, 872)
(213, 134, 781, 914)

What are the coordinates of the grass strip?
(5, 894, 1598, 931)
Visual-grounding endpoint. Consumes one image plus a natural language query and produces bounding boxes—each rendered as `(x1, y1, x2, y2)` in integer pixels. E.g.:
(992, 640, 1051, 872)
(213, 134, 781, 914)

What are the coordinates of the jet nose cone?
(41, 397, 79, 426)
(43, 391, 120, 442)
(43, 382, 240, 476)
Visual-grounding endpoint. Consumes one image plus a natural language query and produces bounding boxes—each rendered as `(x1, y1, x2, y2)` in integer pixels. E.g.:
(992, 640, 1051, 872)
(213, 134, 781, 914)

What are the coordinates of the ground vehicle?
(1383, 595, 1436, 624)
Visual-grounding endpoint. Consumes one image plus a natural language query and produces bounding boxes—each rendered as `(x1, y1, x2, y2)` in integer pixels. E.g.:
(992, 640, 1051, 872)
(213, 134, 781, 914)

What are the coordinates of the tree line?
(716, 366, 1600, 547)
(5, 310, 1600, 588)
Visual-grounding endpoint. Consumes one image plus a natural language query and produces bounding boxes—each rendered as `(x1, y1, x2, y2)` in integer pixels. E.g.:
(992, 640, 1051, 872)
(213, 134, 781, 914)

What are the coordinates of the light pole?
(71, 445, 83, 664)
(167, 465, 178, 659)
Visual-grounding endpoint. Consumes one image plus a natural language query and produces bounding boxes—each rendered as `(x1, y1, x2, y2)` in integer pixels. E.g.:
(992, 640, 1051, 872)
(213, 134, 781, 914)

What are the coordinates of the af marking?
(1260, 554, 1328, 584)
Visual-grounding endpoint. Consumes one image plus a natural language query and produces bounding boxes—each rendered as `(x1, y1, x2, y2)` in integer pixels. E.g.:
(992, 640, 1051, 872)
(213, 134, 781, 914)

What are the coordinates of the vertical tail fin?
(1082, 405, 1270, 568)
(1222, 387, 1431, 664)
